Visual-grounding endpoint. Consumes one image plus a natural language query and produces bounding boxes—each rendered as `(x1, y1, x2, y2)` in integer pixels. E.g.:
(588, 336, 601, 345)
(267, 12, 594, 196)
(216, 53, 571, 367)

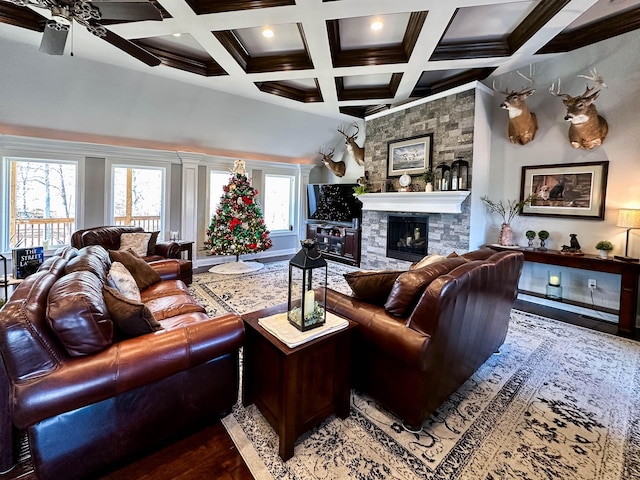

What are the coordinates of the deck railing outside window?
(11, 216, 161, 249)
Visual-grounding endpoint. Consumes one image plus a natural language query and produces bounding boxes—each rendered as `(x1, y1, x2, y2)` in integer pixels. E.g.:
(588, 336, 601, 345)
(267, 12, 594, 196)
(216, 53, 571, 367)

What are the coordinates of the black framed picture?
(519, 161, 609, 220)
(387, 134, 433, 178)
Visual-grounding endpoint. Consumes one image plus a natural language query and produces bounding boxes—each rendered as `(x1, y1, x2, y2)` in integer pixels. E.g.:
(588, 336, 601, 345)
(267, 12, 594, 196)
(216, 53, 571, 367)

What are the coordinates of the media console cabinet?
(306, 223, 360, 267)
(489, 245, 640, 337)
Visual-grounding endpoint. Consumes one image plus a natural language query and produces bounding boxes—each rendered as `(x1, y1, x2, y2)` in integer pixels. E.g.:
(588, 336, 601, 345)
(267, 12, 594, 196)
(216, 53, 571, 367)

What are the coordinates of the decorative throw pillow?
(409, 253, 446, 270)
(385, 257, 469, 317)
(119, 232, 152, 256)
(343, 270, 403, 305)
(103, 286, 162, 337)
(146, 231, 160, 256)
(107, 261, 141, 302)
(109, 249, 162, 290)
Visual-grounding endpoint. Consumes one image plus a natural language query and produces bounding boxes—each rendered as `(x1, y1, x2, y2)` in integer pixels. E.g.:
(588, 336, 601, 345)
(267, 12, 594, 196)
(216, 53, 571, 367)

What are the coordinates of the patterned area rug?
(191, 262, 640, 480)
(189, 260, 356, 317)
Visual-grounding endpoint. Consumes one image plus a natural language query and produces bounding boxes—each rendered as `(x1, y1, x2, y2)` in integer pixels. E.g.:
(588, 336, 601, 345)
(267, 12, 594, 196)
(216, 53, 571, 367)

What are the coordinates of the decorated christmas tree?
(205, 160, 272, 263)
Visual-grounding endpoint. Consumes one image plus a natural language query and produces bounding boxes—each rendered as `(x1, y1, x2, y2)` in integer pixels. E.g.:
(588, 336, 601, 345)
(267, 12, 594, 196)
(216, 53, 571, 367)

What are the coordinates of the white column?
(177, 152, 204, 261)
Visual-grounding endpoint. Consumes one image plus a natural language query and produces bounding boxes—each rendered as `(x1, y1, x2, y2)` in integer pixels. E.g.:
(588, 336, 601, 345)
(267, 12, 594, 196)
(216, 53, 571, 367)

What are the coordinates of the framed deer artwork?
(519, 161, 609, 220)
(387, 134, 433, 178)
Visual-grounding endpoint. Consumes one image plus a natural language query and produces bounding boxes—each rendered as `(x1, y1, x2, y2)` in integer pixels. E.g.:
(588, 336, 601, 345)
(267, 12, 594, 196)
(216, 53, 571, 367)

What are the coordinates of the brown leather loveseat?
(323, 248, 524, 430)
(0, 245, 244, 479)
(71, 225, 193, 284)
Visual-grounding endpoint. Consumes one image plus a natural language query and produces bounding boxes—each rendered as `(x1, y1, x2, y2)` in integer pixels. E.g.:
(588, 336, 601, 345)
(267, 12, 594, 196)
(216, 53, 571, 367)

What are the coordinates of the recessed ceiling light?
(371, 20, 383, 31)
(262, 28, 274, 38)
(172, 33, 182, 37)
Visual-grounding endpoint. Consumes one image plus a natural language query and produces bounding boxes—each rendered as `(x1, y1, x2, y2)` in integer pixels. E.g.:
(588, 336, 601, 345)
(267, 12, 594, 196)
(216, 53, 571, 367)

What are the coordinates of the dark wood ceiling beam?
(431, 0, 568, 62)
(133, 42, 227, 76)
(256, 81, 323, 103)
(538, 7, 640, 54)
(0, 2, 45, 32)
(327, 11, 427, 68)
(335, 73, 402, 101)
(185, 0, 294, 16)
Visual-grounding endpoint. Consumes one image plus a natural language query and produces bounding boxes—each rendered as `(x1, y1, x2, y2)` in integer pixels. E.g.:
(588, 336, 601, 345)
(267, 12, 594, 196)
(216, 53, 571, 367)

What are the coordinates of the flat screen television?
(307, 183, 362, 224)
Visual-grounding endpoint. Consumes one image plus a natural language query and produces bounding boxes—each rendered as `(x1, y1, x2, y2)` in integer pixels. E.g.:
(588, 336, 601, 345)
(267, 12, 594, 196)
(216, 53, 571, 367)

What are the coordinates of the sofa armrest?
(154, 241, 181, 259)
(323, 288, 430, 368)
(12, 313, 244, 429)
(148, 259, 182, 281)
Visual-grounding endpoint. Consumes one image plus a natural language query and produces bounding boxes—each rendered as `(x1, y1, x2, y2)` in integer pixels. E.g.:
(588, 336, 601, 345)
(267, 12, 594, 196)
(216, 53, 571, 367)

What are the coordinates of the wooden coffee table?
(241, 303, 357, 461)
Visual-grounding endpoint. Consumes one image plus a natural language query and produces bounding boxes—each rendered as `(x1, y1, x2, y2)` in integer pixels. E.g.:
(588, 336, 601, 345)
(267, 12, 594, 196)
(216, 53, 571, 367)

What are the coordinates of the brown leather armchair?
(323, 248, 524, 430)
(71, 225, 192, 284)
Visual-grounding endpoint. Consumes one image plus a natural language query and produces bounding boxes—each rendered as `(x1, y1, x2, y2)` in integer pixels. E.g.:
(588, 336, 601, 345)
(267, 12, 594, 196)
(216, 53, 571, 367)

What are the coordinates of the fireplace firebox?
(386, 215, 428, 262)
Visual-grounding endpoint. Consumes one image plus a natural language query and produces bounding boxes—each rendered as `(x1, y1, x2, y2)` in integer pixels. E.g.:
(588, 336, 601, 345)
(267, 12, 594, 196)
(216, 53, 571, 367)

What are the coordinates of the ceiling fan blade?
(93, 2, 162, 22)
(101, 28, 161, 66)
(39, 20, 69, 55)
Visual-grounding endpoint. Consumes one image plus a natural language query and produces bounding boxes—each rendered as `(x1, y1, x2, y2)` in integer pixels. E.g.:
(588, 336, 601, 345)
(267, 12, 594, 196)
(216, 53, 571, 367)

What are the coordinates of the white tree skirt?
(208, 261, 265, 275)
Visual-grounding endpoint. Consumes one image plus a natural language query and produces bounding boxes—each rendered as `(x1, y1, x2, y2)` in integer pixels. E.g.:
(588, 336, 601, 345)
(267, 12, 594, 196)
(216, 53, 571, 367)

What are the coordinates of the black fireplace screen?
(386, 215, 428, 262)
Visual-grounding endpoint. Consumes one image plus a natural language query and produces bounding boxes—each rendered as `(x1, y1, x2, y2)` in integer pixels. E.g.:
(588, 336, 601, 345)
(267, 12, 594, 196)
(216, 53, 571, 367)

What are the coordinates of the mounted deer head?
(337, 122, 365, 166)
(318, 146, 345, 177)
(493, 70, 538, 145)
(549, 68, 608, 149)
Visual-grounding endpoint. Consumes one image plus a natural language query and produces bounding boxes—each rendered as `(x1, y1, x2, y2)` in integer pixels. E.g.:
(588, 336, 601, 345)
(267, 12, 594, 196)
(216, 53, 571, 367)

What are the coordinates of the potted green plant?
(538, 230, 550, 251)
(525, 230, 536, 249)
(423, 168, 434, 192)
(595, 240, 614, 259)
(353, 185, 367, 196)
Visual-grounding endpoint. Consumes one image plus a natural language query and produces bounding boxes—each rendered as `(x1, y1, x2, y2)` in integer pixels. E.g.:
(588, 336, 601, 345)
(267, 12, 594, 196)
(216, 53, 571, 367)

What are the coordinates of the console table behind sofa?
(489, 245, 640, 337)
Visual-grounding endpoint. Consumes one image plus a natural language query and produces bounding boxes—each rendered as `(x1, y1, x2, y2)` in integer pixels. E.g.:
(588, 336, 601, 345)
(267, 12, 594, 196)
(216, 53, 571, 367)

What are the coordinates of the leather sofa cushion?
(109, 249, 161, 290)
(145, 294, 206, 321)
(65, 248, 109, 281)
(385, 257, 468, 317)
(343, 270, 403, 305)
(103, 286, 162, 338)
(47, 271, 114, 356)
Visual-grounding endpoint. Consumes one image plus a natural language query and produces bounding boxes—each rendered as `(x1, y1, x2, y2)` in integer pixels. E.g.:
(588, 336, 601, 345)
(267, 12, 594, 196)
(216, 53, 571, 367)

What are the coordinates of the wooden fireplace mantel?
(357, 191, 470, 214)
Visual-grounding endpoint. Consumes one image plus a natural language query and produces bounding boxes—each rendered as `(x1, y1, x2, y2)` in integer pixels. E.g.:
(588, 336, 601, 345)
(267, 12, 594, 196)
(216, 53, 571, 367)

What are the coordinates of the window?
(6, 158, 77, 249)
(112, 166, 164, 232)
(210, 170, 231, 220)
(263, 174, 294, 232)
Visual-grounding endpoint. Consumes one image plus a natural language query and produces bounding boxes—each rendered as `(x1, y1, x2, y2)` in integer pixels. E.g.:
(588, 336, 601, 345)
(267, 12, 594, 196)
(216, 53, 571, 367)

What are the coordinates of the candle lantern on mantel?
(434, 162, 451, 191)
(287, 239, 327, 332)
(451, 156, 470, 191)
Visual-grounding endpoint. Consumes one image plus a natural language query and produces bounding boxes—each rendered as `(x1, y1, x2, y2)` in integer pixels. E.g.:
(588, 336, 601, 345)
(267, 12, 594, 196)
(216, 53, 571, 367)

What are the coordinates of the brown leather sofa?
(0, 245, 244, 479)
(323, 248, 524, 430)
(71, 225, 193, 284)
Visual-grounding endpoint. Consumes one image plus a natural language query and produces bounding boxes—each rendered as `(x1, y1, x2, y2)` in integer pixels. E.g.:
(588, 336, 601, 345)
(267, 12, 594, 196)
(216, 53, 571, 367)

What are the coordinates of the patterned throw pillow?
(103, 286, 162, 338)
(109, 249, 162, 290)
(119, 232, 152, 256)
(107, 261, 141, 302)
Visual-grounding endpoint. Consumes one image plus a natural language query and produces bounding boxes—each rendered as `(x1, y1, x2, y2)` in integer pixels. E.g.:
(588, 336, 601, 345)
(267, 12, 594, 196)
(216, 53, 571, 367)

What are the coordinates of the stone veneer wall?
(361, 89, 476, 270)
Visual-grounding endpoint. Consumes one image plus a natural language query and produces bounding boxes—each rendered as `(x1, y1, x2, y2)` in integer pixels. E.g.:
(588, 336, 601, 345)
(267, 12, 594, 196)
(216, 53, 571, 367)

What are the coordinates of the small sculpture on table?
(561, 233, 583, 255)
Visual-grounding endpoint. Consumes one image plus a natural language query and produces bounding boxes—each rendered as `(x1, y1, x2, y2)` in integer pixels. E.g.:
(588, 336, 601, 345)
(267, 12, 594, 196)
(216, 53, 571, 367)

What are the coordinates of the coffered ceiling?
(1, 0, 639, 120)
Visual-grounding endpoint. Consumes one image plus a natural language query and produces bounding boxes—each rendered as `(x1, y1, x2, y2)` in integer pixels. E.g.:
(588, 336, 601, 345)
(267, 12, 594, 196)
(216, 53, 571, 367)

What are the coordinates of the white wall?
(485, 28, 640, 317)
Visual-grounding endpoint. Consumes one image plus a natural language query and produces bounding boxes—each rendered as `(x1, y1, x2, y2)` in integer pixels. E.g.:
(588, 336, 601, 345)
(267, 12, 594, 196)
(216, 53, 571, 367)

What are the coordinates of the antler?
(549, 78, 571, 99)
(317, 146, 335, 159)
(493, 66, 535, 95)
(577, 68, 606, 88)
(337, 123, 359, 140)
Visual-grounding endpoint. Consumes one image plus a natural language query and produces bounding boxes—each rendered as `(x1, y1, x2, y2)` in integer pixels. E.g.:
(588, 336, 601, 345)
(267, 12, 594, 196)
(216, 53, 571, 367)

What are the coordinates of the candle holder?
(546, 271, 562, 299)
(287, 239, 327, 331)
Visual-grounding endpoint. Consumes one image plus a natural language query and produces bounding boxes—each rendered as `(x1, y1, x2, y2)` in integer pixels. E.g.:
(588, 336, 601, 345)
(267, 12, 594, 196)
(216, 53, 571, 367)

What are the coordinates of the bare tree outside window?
(8, 159, 77, 248)
(112, 166, 164, 232)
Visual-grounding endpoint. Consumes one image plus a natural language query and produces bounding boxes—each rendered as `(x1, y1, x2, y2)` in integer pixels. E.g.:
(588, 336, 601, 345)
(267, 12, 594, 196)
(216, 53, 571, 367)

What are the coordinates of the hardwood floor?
(98, 422, 254, 480)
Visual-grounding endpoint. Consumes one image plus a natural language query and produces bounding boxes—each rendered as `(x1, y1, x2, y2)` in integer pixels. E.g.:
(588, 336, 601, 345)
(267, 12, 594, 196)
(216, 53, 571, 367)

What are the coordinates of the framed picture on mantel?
(519, 161, 609, 220)
(387, 134, 433, 178)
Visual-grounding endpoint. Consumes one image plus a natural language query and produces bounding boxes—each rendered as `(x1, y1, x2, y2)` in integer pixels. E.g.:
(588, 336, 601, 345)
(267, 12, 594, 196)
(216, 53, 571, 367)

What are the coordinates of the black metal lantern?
(451, 156, 470, 191)
(434, 162, 450, 191)
(287, 239, 327, 331)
